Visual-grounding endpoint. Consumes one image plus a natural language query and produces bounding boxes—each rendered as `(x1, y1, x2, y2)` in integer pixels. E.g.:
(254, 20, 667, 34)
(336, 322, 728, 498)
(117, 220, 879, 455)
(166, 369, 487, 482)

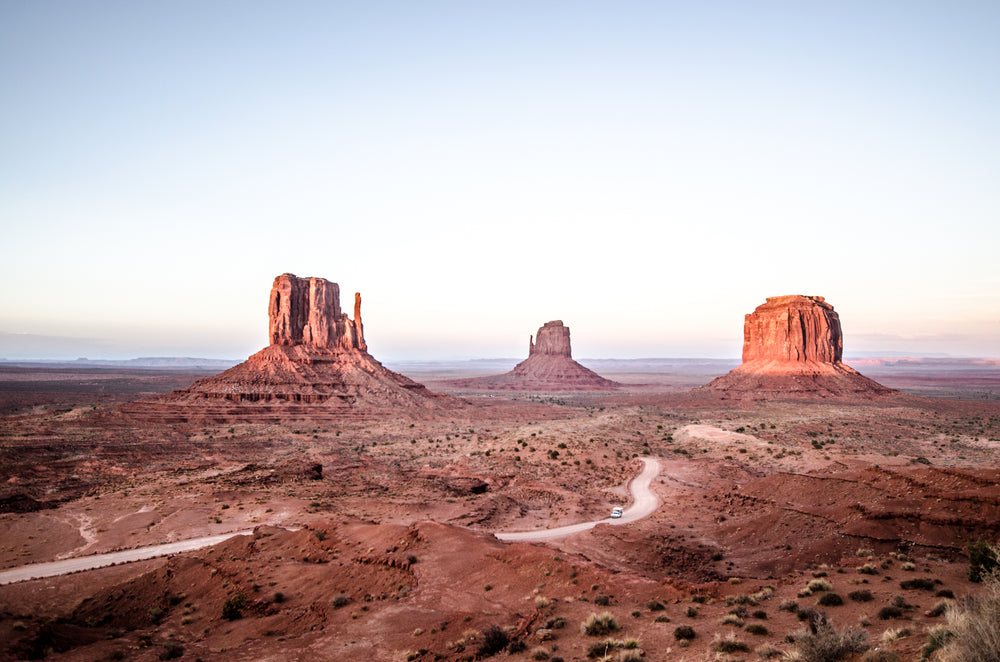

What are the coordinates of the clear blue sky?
(2, 1, 998, 360)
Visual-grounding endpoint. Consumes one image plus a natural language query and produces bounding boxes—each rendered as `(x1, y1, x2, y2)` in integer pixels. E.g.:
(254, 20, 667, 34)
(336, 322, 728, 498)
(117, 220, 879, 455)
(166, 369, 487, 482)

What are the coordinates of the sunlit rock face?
(702, 295, 893, 399)
(268, 274, 365, 351)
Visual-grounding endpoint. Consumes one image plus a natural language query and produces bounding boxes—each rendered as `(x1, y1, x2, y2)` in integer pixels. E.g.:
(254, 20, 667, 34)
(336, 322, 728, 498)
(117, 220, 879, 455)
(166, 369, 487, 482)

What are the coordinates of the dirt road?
(0, 458, 662, 584)
(495, 457, 661, 542)
(0, 531, 252, 586)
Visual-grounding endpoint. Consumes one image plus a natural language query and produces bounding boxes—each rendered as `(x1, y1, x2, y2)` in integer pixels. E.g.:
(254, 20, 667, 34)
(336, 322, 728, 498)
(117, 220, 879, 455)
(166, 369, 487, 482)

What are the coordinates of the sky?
(1, 1, 998, 361)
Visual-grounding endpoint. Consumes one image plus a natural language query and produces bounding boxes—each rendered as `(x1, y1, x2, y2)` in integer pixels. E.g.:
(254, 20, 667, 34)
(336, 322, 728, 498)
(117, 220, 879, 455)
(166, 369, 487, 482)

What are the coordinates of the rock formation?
(446, 321, 620, 391)
(123, 274, 455, 422)
(703, 295, 893, 398)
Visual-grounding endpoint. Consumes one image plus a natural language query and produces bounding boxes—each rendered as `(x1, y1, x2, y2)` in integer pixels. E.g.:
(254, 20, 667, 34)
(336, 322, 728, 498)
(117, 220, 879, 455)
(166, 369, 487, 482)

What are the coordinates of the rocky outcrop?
(742, 295, 841, 364)
(529, 321, 572, 357)
(445, 321, 620, 392)
(703, 295, 893, 399)
(268, 274, 365, 351)
(122, 274, 456, 422)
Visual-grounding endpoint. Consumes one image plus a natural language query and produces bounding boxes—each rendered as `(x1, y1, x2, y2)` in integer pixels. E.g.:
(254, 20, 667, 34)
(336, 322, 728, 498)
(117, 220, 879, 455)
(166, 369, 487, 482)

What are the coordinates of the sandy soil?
(0, 363, 998, 661)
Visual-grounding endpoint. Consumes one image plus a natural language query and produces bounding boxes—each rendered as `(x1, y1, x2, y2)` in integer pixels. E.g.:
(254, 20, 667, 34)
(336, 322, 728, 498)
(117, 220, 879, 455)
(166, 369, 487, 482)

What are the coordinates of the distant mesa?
(123, 274, 456, 422)
(702, 295, 893, 398)
(446, 321, 620, 391)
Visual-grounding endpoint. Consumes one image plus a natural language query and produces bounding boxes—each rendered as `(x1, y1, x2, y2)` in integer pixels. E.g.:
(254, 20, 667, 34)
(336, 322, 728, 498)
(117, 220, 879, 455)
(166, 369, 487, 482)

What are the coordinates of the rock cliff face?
(123, 274, 454, 422)
(742, 295, 841, 364)
(703, 295, 892, 399)
(268, 274, 366, 351)
(529, 321, 572, 357)
(446, 321, 620, 391)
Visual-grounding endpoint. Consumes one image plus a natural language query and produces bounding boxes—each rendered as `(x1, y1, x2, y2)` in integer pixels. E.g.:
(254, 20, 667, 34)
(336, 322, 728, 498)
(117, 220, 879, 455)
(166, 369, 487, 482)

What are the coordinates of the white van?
(611, 507, 624, 519)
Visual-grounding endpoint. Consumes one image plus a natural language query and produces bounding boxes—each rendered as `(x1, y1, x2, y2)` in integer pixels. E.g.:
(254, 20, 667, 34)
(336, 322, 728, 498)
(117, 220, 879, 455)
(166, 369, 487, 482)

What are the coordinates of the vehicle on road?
(611, 506, 624, 518)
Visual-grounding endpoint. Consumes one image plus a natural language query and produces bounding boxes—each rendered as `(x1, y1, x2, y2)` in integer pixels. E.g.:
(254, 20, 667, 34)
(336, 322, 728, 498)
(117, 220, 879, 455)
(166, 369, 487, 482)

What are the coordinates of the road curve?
(495, 457, 661, 542)
(0, 531, 253, 586)
(0, 459, 662, 585)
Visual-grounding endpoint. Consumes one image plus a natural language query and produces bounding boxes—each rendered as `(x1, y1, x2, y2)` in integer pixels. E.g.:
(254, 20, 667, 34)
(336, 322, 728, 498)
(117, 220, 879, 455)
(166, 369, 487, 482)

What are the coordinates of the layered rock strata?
(446, 321, 620, 391)
(123, 274, 454, 422)
(703, 295, 892, 398)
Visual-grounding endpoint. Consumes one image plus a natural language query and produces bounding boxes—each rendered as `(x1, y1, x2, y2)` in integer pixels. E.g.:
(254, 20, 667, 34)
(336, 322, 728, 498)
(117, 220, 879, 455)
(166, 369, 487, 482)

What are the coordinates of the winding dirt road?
(0, 531, 253, 586)
(495, 457, 661, 542)
(0, 458, 662, 585)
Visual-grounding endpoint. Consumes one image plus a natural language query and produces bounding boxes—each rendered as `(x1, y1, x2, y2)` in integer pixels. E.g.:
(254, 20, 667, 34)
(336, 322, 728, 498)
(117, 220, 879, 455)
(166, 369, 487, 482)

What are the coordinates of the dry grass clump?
(924, 571, 1000, 662)
(581, 612, 620, 636)
(788, 612, 868, 662)
(711, 632, 750, 654)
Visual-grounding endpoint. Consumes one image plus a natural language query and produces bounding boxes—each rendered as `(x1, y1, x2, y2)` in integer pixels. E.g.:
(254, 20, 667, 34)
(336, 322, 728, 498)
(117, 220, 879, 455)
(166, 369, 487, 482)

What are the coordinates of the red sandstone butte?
(703, 295, 893, 398)
(446, 321, 620, 391)
(124, 274, 455, 422)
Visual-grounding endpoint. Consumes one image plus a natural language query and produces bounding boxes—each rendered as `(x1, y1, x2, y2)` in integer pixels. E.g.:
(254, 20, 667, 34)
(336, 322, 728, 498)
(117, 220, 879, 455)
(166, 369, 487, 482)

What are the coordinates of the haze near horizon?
(2, 2, 998, 362)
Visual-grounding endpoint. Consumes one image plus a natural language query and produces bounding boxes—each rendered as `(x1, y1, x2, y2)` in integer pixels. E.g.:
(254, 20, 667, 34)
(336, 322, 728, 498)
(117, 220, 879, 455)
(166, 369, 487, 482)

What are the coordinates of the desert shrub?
(858, 564, 880, 575)
(332, 594, 351, 609)
(936, 589, 956, 599)
(721, 613, 744, 627)
(619, 651, 643, 662)
(691, 594, 711, 604)
(779, 599, 800, 612)
(755, 643, 782, 659)
(967, 539, 999, 583)
(222, 593, 247, 621)
(797, 606, 821, 623)
(927, 600, 952, 617)
(477, 625, 509, 658)
(586, 639, 620, 658)
(791, 612, 869, 662)
(529, 647, 549, 661)
(686, 605, 698, 617)
(729, 593, 758, 606)
(745, 623, 769, 636)
(673, 624, 696, 640)
(646, 599, 665, 611)
(928, 572, 1000, 662)
(817, 593, 844, 607)
(752, 609, 768, 619)
(506, 639, 526, 654)
(159, 643, 184, 660)
(545, 616, 566, 630)
(863, 651, 901, 662)
(920, 625, 953, 660)
(148, 607, 164, 624)
(849, 589, 874, 602)
(654, 614, 669, 623)
(581, 612, 620, 636)
(902, 562, 917, 571)
(901, 578, 936, 591)
(807, 579, 833, 593)
(594, 594, 612, 606)
(877, 605, 904, 620)
(711, 633, 750, 653)
(272, 591, 285, 603)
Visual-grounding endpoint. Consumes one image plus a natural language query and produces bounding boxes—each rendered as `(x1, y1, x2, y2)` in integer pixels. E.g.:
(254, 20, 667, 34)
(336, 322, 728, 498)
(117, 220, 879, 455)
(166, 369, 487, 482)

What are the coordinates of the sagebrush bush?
(901, 578, 936, 591)
(818, 593, 844, 607)
(807, 579, 833, 593)
(745, 623, 769, 636)
(222, 593, 247, 621)
(711, 633, 750, 653)
(849, 589, 874, 602)
(791, 612, 869, 662)
(673, 624, 695, 640)
(477, 625, 509, 658)
(967, 539, 999, 583)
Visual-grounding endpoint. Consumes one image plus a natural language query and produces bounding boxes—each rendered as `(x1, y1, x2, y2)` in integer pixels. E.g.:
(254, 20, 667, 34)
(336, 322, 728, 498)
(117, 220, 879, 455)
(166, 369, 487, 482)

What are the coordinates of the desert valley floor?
(1, 359, 999, 661)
